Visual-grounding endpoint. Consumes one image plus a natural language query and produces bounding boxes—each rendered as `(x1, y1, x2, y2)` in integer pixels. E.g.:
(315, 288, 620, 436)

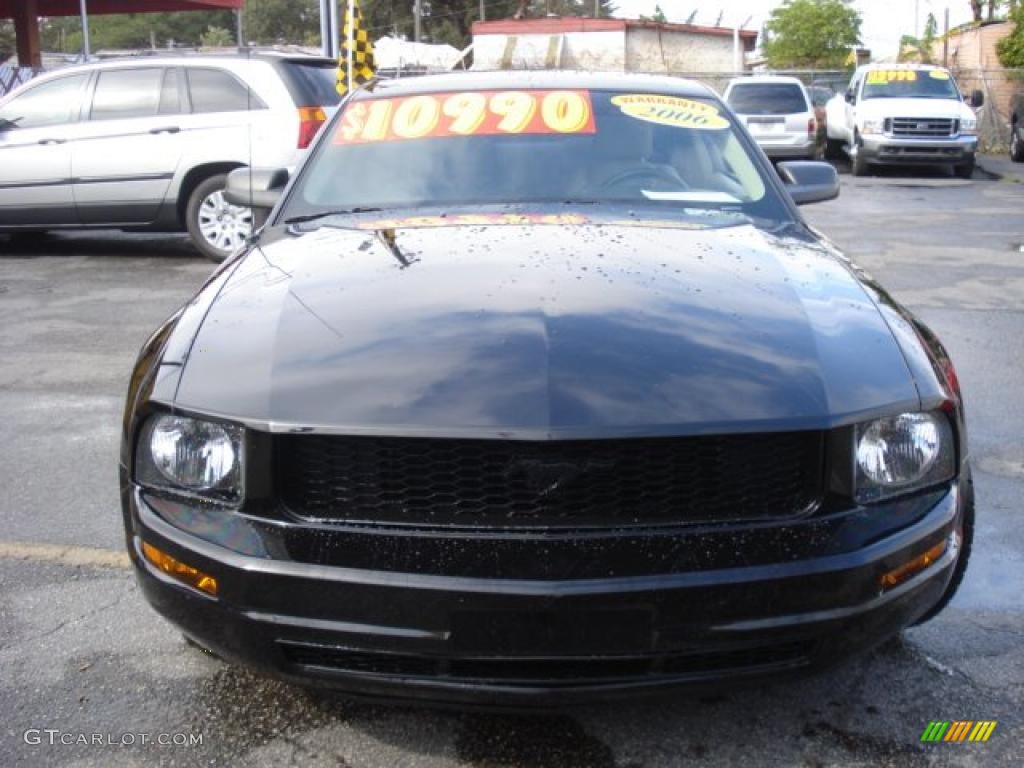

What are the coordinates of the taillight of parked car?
(297, 107, 328, 149)
(808, 117, 817, 138)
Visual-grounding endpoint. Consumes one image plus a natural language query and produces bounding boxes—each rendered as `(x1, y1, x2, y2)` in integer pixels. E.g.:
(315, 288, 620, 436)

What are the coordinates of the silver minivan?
(724, 76, 818, 161)
(0, 52, 338, 260)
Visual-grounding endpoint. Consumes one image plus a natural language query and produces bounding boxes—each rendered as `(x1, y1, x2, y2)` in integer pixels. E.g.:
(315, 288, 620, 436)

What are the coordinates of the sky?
(612, 1, 976, 61)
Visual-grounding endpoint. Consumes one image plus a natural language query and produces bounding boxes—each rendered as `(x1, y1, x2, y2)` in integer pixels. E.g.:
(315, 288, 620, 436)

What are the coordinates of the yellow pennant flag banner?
(337, 0, 375, 96)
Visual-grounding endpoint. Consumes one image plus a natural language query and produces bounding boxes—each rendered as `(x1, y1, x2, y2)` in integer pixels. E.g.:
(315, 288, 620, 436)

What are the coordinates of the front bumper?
(859, 134, 977, 165)
(124, 483, 964, 707)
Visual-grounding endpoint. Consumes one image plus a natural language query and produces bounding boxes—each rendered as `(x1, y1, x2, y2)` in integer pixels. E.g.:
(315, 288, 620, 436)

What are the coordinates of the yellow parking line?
(0, 541, 130, 570)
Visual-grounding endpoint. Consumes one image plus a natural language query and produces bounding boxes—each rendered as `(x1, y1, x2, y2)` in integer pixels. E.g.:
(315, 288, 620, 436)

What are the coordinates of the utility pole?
(594, 0, 600, 17)
(320, 0, 339, 58)
(414, 0, 422, 42)
(79, 0, 91, 58)
(480, 0, 486, 22)
(943, 7, 950, 66)
(235, 8, 244, 49)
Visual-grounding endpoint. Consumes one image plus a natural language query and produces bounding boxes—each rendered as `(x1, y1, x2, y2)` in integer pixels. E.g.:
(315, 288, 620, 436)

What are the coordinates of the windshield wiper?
(283, 207, 384, 225)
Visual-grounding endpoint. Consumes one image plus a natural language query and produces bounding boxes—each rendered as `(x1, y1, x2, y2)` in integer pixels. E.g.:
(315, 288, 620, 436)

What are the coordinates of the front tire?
(186, 173, 254, 262)
(1010, 123, 1024, 162)
(850, 147, 869, 177)
(954, 158, 975, 179)
(824, 137, 844, 160)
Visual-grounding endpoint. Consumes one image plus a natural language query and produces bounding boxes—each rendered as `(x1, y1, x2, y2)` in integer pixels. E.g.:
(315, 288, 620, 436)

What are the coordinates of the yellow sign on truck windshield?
(866, 70, 919, 84)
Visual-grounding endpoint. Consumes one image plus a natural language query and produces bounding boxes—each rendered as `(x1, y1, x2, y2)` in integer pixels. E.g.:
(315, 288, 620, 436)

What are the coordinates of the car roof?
(727, 75, 807, 87)
(23, 51, 335, 78)
(365, 70, 717, 99)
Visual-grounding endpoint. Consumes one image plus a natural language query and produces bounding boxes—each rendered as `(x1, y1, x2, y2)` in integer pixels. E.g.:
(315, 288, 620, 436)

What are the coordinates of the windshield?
(861, 69, 960, 100)
(726, 83, 809, 115)
(282, 88, 791, 224)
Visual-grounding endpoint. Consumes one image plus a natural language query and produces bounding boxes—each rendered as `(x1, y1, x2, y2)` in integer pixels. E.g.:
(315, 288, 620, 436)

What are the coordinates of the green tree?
(39, 11, 236, 51)
(762, 0, 862, 68)
(972, 1, 1006, 22)
(1, 20, 15, 60)
(200, 25, 235, 48)
(361, 1, 616, 49)
(997, 2, 1024, 65)
(244, 0, 320, 46)
(899, 12, 938, 63)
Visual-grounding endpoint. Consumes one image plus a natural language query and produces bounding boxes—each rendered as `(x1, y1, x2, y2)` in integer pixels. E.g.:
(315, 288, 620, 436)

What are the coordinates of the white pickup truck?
(825, 64, 981, 177)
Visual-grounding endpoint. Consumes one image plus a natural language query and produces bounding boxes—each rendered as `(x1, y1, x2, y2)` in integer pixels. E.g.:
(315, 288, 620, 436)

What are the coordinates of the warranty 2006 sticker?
(611, 94, 729, 131)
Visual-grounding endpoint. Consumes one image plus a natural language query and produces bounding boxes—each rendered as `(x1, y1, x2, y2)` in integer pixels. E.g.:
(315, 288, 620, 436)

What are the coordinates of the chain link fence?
(0, 65, 40, 98)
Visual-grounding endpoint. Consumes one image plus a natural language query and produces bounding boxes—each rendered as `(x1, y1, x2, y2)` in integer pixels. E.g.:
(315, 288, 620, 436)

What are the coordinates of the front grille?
(278, 640, 813, 685)
(275, 432, 823, 528)
(889, 117, 957, 137)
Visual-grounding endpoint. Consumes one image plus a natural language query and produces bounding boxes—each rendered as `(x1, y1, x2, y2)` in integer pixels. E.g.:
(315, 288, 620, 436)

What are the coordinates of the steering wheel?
(592, 166, 688, 196)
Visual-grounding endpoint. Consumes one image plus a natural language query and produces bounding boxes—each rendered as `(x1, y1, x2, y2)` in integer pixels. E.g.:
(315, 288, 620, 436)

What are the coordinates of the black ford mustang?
(120, 71, 972, 706)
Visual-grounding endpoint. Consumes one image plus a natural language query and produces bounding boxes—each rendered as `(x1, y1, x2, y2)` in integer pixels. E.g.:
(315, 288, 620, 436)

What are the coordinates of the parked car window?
(91, 68, 163, 121)
(187, 68, 262, 113)
(281, 61, 342, 107)
(0, 74, 88, 129)
(158, 69, 184, 115)
(726, 83, 809, 115)
(850, 76, 863, 101)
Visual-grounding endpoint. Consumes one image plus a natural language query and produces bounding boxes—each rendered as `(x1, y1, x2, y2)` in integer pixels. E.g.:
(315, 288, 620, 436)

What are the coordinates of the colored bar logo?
(921, 721, 997, 742)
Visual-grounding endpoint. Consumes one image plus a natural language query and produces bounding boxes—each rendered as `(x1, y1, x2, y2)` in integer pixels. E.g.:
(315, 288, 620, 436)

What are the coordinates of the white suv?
(0, 52, 339, 260)
(723, 76, 818, 161)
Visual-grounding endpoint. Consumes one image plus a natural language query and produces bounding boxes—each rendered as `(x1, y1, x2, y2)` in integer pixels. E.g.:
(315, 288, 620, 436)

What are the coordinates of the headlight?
(860, 118, 886, 135)
(960, 117, 978, 135)
(855, 412, 955, 503)
(136, 414, 243, 502)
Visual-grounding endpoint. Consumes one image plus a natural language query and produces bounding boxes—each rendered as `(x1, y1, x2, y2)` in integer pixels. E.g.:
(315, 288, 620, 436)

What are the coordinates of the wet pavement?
(1, 167, 1022, 766)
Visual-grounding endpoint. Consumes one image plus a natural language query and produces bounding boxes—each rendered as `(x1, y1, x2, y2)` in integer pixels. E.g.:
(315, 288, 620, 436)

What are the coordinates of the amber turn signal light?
(142, 542, 218, 596)
(880, 539, 948, 591)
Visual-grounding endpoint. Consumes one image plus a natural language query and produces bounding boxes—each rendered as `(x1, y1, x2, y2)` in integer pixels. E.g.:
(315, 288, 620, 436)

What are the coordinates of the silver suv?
(723, 76, 819, 161)
(0, 52, 339, 260)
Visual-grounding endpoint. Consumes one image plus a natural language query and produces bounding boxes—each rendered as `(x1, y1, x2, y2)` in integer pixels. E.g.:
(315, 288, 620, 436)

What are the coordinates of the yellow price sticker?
(336, 90, 596, 145)
(929, 70, 951, 80)
(866, 70, 919, 85)
(611, 94, 729, 131)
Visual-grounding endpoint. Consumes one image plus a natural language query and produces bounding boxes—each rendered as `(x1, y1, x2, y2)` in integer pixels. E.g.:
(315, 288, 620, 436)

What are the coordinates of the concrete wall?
(472, 26, 751, 72)
(625, 28, 740, 73)
(931, 22, 1020, 145)
(473, 29, 626, 70)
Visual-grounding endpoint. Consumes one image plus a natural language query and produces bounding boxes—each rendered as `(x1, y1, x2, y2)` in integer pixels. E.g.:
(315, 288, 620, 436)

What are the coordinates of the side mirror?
(224, 167, 289, 212)
(969, 89, 984, 107)
(777, 161, 839, 206)
(845, 89, 855, 104)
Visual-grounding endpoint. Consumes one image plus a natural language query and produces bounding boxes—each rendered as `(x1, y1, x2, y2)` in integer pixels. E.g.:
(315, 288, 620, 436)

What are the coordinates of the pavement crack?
(0, 579, 134, 653)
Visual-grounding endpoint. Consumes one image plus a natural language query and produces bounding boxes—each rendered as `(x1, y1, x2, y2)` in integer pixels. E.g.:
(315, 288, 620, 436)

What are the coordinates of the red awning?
(0, 0, 242, 17)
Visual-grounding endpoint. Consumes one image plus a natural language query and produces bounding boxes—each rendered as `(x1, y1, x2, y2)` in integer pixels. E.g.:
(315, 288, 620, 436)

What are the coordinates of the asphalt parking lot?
(1, 158, 1022, 767)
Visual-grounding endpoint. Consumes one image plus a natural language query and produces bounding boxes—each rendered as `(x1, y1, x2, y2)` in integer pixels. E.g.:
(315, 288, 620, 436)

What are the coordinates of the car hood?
(173, 220, 920, 438)
(856, 97, 974, 120)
